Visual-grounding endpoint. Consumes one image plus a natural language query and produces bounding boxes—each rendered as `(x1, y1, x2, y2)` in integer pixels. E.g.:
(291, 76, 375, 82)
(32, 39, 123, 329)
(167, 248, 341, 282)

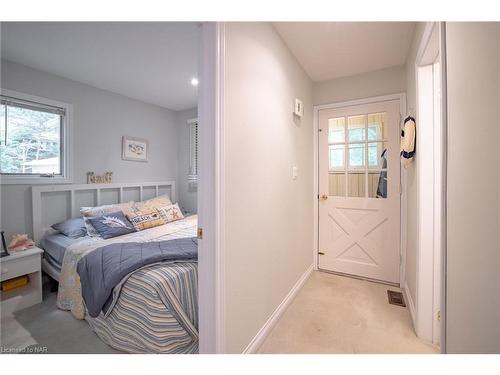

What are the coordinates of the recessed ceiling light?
(191, 77, 199, 86)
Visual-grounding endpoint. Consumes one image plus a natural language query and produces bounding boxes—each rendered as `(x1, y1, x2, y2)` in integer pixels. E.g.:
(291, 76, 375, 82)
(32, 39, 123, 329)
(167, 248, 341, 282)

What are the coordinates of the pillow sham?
(51, 217, 87, 238)
(87, 211, 136, 239)
(135, 195, 172, 211)
(157, 203, 185, 223)
(123, 206, 166, 231)
(80, 202, 134, 237)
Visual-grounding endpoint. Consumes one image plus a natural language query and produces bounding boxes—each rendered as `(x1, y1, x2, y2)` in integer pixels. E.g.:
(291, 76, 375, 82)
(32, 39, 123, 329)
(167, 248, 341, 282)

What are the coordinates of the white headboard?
(31, 181, 176, 243)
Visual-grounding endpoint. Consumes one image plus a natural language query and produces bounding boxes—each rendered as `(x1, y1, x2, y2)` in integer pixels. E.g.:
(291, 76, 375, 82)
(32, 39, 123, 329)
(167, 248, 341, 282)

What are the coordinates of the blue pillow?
(87, 211, 136, 239)
(51, 217, 87, 238)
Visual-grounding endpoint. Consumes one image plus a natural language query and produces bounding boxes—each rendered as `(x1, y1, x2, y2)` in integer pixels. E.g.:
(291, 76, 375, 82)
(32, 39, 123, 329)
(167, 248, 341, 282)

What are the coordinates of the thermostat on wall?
(294, 98, 304, 118)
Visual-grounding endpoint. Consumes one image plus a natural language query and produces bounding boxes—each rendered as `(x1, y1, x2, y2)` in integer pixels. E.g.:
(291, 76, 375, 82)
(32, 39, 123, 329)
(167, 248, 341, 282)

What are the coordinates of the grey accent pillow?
(87, 211, 136, 239)
(51, 217, 87, 238)
(83, 216, 100, 237)
(80, 201, 135, 237)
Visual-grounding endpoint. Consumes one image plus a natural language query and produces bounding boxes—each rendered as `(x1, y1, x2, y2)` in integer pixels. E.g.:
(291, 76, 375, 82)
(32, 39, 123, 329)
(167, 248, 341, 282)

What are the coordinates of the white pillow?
(157, 203, 184, 223)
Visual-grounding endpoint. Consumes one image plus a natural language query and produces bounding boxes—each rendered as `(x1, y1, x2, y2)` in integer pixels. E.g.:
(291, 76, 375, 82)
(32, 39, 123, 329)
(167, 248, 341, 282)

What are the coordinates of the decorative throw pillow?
(123, 206, 166, 231)
(157, 203, 185, 223)
(135, 195, 173, 212)
(80, 202, 134, 237)
(87, 211, 136, 239)
(51, 217, 87, 238)
(82, 217, 101, 237)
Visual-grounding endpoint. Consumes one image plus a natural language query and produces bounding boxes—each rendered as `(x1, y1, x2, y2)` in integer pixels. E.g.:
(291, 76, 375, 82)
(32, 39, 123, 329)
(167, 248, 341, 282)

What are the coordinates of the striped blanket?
(86, 261, 198, 353)
(57, 215, 198, 353)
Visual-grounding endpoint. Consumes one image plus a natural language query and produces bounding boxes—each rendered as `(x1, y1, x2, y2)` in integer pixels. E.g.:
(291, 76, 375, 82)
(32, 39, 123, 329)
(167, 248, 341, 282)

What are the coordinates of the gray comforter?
(77, 237, 198, 318)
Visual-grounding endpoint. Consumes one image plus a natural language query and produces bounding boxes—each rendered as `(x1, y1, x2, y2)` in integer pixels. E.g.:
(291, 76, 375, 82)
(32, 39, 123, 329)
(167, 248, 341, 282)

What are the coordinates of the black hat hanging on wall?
(0, 230, 9, 258)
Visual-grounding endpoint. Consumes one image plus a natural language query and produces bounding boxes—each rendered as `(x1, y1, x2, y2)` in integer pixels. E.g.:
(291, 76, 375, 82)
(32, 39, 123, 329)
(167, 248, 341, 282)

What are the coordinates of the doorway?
(317, 98, 402, 284)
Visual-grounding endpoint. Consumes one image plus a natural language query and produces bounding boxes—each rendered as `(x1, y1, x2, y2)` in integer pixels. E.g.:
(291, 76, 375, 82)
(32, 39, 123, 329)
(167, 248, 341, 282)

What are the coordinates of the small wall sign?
(87, 171, 113, 184)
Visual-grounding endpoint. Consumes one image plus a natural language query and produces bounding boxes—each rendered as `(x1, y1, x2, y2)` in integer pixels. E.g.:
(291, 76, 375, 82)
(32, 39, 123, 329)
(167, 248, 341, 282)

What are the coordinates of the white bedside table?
(0, 247, 43, 315)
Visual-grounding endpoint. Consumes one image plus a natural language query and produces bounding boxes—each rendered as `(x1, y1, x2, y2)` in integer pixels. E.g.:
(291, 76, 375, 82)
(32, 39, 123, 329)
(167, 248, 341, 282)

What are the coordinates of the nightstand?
(0, 247, 43, 315)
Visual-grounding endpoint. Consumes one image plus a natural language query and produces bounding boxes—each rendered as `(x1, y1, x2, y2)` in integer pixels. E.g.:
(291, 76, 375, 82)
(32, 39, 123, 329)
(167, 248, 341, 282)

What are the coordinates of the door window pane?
(367, 112, 386, 141)
(368, 142, 388, 169)
(328, 117, 345, 143)
(348, 115, 366, 142)
(325, 111, 390, 199)
(348, 143, 365, 168)
(368, 170, 388, 198)
(329, 144, 344, 170)
(329, 172, 346, 197)
(347, 172, 366, 197)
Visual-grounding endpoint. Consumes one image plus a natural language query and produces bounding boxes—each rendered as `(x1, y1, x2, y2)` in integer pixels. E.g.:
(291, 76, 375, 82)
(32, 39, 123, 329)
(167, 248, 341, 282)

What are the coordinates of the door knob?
(320, 194, 328, 201)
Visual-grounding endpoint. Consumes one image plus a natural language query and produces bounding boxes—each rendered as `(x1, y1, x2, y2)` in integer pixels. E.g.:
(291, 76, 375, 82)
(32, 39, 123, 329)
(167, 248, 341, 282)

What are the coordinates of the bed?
(32, 182, 199, 354)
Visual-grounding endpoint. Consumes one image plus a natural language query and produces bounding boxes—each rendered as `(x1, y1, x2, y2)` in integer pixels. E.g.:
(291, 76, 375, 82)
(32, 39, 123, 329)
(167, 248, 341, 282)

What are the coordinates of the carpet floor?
(0, 289, 121, 354)
(2, 271, 439, 354)
(258, 271, 439, 354)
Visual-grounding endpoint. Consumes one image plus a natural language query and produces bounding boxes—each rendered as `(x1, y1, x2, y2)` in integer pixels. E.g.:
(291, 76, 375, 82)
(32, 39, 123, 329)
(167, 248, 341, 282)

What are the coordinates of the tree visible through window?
(1, 96, 64, 176)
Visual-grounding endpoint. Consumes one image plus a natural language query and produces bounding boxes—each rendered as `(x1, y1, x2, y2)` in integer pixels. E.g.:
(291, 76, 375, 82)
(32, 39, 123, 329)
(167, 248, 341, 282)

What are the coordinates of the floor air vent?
(387, 290, 406, 307)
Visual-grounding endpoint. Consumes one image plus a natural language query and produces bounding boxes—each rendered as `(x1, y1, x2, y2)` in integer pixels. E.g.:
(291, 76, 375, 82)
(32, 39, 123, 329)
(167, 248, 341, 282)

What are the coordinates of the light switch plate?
(294, 98, 304, 118)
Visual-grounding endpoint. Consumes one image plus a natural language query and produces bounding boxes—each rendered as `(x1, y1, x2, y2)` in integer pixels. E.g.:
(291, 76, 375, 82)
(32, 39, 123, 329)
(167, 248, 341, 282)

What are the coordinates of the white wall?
(313, 65, 406, 105)
(0, 60, 189, 240)
(222, 22, 314, 353)
(445, 22, 500, 353)
(176, 107, 198, 214)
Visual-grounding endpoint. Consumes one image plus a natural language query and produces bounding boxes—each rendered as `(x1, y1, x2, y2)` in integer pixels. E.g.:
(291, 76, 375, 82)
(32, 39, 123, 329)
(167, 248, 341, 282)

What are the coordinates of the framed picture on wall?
(122, 136, 149, 162)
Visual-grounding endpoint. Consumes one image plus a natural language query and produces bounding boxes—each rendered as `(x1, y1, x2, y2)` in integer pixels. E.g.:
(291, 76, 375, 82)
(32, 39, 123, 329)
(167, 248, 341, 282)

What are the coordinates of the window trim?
(0, 89, 73, 185)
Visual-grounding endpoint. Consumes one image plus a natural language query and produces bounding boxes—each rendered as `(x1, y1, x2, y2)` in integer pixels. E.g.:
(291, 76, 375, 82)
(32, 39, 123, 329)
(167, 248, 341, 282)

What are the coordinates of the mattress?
(40, 233, 86, 270)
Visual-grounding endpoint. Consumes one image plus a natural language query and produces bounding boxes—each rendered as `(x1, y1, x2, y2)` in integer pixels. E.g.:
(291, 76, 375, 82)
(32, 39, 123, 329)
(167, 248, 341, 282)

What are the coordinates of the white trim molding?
(313, 93, 407, 288)
(413, 22, 447, 351)
(198, 21, 225, 354)
(0, 88, 73, 185)
(404, 281, 417, 333)
(242, 265, 314, 354)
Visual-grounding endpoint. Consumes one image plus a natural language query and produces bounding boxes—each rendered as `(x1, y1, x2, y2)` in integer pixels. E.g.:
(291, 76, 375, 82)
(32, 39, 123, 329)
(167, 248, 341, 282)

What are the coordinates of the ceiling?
(273, 22, 416, 82)
(1, 22, 199, 111)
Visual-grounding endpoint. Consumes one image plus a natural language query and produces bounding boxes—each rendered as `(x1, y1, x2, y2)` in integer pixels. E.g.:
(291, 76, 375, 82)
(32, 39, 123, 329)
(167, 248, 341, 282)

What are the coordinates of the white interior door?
(318, 100, 401, 284)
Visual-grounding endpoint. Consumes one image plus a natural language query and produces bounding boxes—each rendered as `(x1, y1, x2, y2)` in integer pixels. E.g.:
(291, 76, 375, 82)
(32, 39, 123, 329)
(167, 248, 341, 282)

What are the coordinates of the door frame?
(414, 21, 447, 352)
(313, 93, 407, 288)
(198, 21, 226, 354)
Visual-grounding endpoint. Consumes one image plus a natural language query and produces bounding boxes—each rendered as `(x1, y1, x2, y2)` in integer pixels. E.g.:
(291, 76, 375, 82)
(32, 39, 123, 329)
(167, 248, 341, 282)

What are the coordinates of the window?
(0, 90, 72, 184)
(188, 118, 198, 191)
(328, 113, 388, 198)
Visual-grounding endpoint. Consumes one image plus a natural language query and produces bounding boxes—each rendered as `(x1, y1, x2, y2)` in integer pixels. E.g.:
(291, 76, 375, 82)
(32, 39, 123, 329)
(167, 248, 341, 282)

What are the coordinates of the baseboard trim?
(242, 264, 314, 354)
(404, 281, 417, 333)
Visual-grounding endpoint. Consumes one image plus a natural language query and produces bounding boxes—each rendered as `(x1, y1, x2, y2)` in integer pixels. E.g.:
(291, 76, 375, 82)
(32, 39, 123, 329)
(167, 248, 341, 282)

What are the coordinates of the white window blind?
(188, 119, 198, 191)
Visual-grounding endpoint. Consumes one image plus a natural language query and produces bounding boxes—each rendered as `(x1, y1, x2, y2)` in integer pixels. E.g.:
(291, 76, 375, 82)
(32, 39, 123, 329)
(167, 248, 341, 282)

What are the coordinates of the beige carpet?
(258, 271, 439, 354)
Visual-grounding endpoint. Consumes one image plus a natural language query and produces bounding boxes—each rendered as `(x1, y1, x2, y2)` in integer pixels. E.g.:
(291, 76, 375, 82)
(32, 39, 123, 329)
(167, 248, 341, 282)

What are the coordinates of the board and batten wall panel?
(222, 22, 314, 353)
(445, 22, 500, 353)
(0, 60, 182, 240)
